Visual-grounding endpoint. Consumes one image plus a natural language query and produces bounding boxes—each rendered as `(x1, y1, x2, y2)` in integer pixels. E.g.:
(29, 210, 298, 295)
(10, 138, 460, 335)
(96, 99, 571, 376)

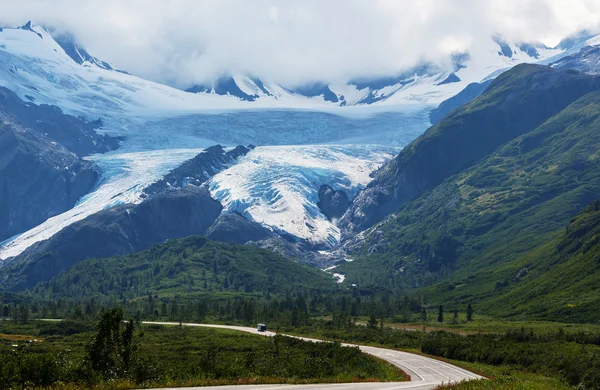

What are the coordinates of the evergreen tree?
(367, 313, 378, 329)
(85, 308, 138, 379)
(452, 309, 459, 324)
(437, 305, 444, 323)
(421, 307, 427, 322)
(467, 304, 474, 321)
(291, 307, 300, 327)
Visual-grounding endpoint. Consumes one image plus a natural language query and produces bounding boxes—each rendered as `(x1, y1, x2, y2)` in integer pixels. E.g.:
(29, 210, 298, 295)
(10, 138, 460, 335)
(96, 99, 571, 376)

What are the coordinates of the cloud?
(2, 0, 599, 88)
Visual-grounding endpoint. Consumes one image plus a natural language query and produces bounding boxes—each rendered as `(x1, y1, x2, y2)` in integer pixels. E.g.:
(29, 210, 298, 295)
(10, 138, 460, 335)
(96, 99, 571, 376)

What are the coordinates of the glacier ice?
(0, 23, 588, 260)
(0, 149, 205, 259)
(208, 145, 398, 248)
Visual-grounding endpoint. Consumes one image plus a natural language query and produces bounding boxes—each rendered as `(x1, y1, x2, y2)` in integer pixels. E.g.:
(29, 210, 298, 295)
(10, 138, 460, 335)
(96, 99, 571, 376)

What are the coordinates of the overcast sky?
(3, 0, 600, 88)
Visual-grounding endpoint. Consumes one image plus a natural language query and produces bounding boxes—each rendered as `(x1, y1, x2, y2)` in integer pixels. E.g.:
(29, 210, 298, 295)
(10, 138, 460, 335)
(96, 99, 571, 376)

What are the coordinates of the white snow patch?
(0, 148, 205, 259)
(332, 273, 345, 283)
(208, 145, 398, 247)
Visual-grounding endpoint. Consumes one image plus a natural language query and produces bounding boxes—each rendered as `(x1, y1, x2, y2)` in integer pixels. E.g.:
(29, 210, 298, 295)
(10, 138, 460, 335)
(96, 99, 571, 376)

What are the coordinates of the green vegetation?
(0, 313, 407, 389)
(30, 236, 335, 301)
(2, 64, 600, 388)
(482, 199, 600, 322)
(435, 362, 572, 390)
(422, 330, 600, 389)
(281, 319, 600, 389)
(395, 313, 600, 336)
(339, 88, 600, 322)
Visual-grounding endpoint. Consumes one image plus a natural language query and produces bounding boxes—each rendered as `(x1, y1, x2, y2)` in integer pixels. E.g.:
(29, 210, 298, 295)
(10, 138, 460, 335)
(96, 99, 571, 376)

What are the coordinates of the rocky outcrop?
(0, 119, 98, 241)
(340, 64, 600, 236)
(0, 142, 261, 290)
(551, 45, 600, 75)
(206, 212, 274, 245)
(144, 144, 253, 196)
(2, 186, 222, 290)
(0, 87, 121, 156)
(251, 235, 337, 269)
(317, 185, 350, 221)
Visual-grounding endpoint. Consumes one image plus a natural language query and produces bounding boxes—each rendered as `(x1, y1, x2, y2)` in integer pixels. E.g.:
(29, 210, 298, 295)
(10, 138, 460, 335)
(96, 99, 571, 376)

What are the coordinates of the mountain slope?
(184, 37, 563, 107)
(428, 42, 600, 127)
(550, 45, 600, 75)
(483, 199, 600, 322)
(0, 118, 98, 242)
(428, 80, 493, 125)
(340, 64, 600, 236)
(422, 197, 600, 323)
(337, 88, 600, 312)
(0, 87, 120, 156)
(0, 186, 222, 291)
(30, 235, 335, 301)
(0, 144, 256, 290)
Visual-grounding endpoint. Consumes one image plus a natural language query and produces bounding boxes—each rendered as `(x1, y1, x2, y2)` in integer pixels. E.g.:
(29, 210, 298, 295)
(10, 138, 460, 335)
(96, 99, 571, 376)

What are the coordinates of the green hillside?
(339, 83, 600, 322)
(472, 199, 600, 322)
(30, 236, 336, 301)
(340, 64, 600, 234)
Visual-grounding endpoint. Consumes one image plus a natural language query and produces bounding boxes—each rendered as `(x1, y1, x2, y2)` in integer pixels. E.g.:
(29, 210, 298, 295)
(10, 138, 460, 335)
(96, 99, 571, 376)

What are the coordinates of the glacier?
(0, 149, 206, 260)
(208, 145, 398, 248)
(0, 23, 595, 260)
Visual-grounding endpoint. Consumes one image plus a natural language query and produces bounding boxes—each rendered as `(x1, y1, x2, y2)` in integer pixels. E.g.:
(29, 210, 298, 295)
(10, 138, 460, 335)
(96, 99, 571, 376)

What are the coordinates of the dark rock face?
(144, 145, 252, 196)
(2, 186, 222, 290)
(290, 83, 339, 103)
(250, 235, 336, 269)
(340, 64, 600, 236)
(187, 77, 259, 101)
(429, 80, 493, 124)
(0, 87, 121, 156)
(317, 185, 350, 221)
(551, 45, 600, 75)
(0, 142, 258, 290)
(53, 34, 115, 71)
(206, 212, 273, 245)
(436, 73, 461, 86)
(0, 119, 98, 241)
(493, 35, 514, 58)
(18, 21, 42, 39)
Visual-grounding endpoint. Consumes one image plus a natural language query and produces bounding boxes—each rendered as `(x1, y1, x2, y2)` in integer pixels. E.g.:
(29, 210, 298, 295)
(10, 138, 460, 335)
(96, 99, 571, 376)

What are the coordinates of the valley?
(1, 10, 600, 390)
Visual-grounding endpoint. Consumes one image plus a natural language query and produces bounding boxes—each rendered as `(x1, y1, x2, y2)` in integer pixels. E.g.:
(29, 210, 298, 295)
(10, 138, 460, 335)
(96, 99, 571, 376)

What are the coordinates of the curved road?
(143, 322, 483, 390)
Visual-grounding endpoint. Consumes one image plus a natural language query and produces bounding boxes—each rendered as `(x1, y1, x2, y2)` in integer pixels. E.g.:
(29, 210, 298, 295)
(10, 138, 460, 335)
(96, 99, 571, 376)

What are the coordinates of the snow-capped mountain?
(52, 33, 129, 74)
(0, 21, 598, 262)
(0, 22, 247, 124)
(550, 45, 600, 75)
(429, 35, 600, 124)
(0, 21, 589, 120)
(185, 36, 564, 107)
(0, 22, 419, 259)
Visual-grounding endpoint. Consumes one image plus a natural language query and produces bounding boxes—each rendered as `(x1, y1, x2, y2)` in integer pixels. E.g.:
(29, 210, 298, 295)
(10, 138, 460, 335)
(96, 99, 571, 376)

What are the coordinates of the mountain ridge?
(339, 64, 600, 236)
(334, 74, 600, 323)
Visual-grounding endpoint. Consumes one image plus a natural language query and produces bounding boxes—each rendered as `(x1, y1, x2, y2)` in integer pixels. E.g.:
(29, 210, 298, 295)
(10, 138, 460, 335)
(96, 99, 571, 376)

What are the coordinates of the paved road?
(143, 322, 483, 390)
